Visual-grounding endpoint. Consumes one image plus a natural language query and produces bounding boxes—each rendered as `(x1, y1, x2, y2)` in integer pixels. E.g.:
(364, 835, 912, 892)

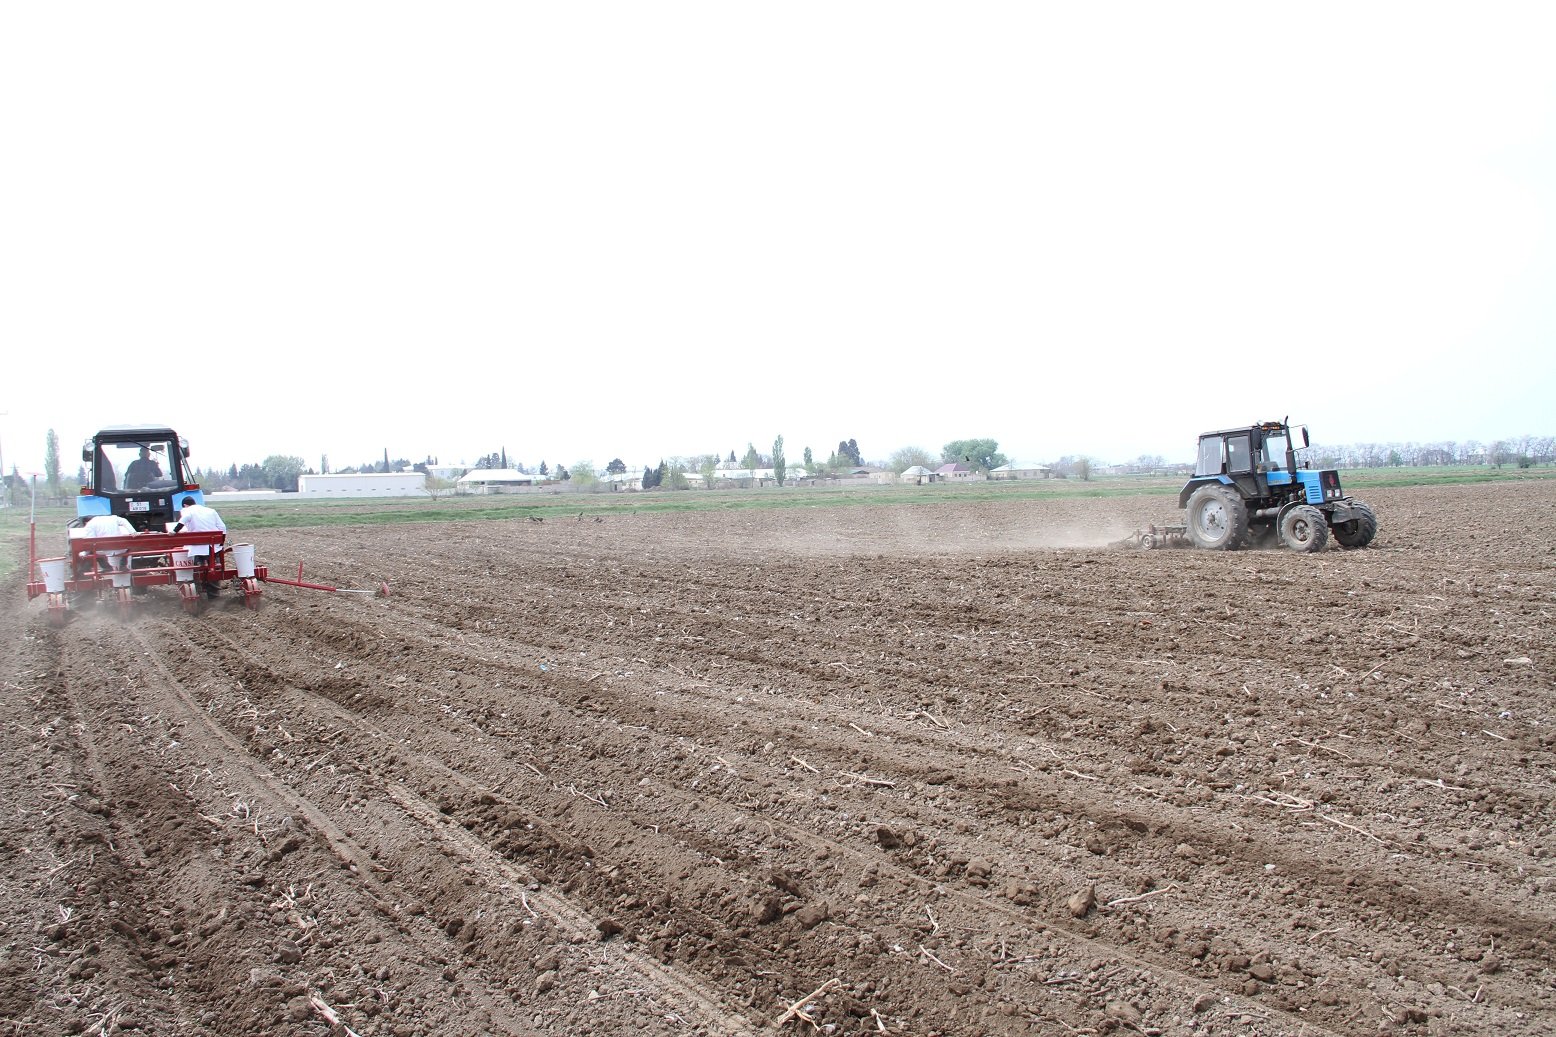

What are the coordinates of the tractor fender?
(1274, 500, 1312, 530)
(1178, 476, 1232, 510)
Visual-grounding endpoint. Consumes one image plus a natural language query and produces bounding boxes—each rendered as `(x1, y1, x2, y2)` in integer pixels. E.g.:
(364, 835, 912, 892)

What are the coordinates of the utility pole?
(0, 410, 8, 508)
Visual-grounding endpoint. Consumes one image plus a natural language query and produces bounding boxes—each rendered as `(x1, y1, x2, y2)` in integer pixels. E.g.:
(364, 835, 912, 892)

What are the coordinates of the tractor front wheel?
(1186, 485, 1249, 550)
(1332, 500, 1378, 549)
(1279, 505, 1330, 553)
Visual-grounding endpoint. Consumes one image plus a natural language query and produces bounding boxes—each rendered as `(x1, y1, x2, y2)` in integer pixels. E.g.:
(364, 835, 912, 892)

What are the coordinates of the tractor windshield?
(97, 437, 183, 493)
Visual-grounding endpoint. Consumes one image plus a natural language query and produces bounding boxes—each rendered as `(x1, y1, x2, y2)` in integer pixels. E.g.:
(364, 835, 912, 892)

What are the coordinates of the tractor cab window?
(98, 439, 181, 493)
(1262, 432, 1289, 472)
(1225, 434, 1253, 474)
(1195, 437, 1223, 477)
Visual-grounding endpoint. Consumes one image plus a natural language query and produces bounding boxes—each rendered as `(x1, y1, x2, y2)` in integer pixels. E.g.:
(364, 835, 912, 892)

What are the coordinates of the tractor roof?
(1198, 422, 1288, 440)
(94, 425, 180, 441)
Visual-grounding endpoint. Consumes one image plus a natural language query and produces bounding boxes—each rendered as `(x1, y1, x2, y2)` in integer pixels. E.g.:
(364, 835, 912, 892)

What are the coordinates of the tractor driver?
(124, 447, 164, 489)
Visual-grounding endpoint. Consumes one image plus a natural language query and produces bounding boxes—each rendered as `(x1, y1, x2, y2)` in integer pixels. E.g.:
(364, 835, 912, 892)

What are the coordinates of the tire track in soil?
(257, 570, 1550, 1025)
(106, 613, 532, 1037)
(276, 498, 1543, 1027)
(174, 595, 1359, 1034)
(154, 610, 1251, 1027)
(12, 482, 1551, 1035)
(2, 618, 187, 1036)
(162, 615, 762, 1037)
(198, 620, 1342, 1033)
(116, 613, 669, 1033)
(250, 565, 1547, 1032)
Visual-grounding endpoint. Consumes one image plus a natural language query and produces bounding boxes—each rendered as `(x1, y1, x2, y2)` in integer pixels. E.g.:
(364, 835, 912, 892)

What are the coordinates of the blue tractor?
(77, 425, 205, 533)
(1179, 420, 1377, 552)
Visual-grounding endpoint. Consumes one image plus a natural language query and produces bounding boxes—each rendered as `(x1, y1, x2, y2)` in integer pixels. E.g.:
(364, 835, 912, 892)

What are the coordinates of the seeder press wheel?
(178, 582, 201, 613)
(240, 577, 263, 609)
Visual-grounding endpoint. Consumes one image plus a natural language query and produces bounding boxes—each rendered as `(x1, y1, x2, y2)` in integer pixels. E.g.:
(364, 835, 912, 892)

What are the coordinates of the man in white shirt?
(82, 513, 137, 573)
(175, 496, 227, 597)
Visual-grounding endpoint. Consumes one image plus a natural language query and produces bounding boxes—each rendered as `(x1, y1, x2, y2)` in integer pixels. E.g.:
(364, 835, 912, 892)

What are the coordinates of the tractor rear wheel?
(1332, 500, 1377, 549)
(1279, 505, 1330, 553)
(1186, 484, 1249, 550)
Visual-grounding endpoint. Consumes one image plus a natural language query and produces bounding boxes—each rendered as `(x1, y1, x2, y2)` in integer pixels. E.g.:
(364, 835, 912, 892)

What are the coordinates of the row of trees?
(14, 428, 1555, 503)
(1307, 437, 1556, 470)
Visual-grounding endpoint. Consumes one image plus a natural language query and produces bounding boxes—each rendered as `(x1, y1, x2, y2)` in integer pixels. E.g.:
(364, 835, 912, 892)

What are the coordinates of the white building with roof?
(298, 472, 428, 497)
(989, 461, 1052, 480)
(457, 469, 537, 494)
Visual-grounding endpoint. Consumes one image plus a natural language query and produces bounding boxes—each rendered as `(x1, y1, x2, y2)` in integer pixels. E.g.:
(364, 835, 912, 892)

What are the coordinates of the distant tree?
(557, 465, 570, 481)
(941, 439, 1007, 472)
(664, 460, 689, 490)
(641, 460, 669, 490)
(539, 461, 549, 476)
(836, 439, 862, 466)
(727, 450, 737, 463)
(228, 464, 238, 482)
(803, 446, 814, 470)
(606, 458, 627, 476)
(741, 443, 761, 471)
(424, 475, 455, 500)
(321, 454, 330, 475)
(889, 446, 935, 474)
(570, 461, 598, 487)
(772, 435, 787, 487)
(6, 465, 21, 506)
(699, 454, 719, 489)
(1488, 441, 1513, 468)
(262, 455, 307, 492)
(1074, 456, 1093, 481)
(44, 429, 61, 495)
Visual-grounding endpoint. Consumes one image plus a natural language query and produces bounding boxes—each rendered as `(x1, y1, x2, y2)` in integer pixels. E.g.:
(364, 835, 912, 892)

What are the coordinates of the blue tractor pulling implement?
(1128, 419, 1379, 553)
(25, 425, 387, 622)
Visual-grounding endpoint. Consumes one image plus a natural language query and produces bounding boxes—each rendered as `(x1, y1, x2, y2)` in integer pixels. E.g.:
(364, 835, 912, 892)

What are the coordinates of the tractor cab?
(78, 425, 202, 531)
(1191, 420, 1311, 501)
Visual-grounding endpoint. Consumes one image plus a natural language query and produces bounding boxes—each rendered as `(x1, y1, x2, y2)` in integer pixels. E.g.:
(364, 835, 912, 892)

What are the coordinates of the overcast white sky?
(3, 3, 1553, 476)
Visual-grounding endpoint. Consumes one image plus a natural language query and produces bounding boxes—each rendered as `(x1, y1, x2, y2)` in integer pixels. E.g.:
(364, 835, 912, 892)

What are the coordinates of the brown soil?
(3, 481, 1553, 1036)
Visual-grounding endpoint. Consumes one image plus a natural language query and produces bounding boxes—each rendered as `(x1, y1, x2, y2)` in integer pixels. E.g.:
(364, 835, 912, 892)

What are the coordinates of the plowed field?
(3, 480, 1554, 1036)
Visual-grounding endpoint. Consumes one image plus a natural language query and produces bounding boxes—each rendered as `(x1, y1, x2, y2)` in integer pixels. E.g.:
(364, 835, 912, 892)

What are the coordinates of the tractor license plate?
(129, 501, 150, 513)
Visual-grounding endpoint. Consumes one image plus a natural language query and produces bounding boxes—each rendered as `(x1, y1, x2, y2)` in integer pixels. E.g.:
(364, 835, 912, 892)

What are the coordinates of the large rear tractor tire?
(1279, 505, 1330, 553)
(1332, 500, 1378, 549)
(1186, 484, 1249, 551)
